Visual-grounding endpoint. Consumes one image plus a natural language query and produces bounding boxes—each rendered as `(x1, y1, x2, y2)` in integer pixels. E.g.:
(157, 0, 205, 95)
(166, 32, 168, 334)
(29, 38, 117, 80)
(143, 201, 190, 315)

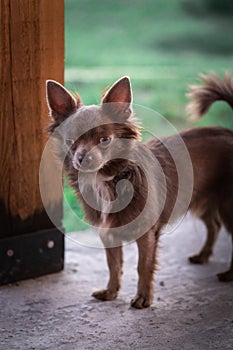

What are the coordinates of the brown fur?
(46, 74, 233, 309)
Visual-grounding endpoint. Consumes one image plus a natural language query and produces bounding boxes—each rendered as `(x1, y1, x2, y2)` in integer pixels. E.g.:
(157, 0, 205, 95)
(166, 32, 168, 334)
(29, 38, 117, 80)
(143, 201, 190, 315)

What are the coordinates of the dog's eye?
(99, 137, 111, 146)
(65, 139, 75, 147)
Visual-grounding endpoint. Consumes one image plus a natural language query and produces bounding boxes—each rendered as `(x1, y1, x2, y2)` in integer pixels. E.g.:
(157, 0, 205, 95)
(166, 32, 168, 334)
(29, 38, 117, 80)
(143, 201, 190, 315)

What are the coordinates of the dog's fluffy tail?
(186, 72, 233, 120)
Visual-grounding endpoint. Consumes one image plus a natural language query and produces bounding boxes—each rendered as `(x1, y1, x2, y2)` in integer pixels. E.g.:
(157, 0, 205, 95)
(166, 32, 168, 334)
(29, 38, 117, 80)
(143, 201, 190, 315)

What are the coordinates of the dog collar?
(113, 169, 132, 184)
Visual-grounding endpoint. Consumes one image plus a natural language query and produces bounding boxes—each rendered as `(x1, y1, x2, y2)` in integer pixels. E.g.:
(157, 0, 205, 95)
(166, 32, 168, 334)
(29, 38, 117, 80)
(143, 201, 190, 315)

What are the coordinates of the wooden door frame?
(0, 0, 65, 285)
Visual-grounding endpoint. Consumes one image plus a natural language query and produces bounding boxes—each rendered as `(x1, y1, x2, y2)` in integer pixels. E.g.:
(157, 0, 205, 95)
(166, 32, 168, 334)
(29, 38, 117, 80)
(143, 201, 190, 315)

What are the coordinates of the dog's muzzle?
(72, 151, 94, 170)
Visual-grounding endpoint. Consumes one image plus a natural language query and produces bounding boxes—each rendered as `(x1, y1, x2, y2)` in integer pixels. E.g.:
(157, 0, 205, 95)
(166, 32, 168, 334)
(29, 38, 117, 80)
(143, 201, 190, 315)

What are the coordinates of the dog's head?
(46, 77, 141, 176)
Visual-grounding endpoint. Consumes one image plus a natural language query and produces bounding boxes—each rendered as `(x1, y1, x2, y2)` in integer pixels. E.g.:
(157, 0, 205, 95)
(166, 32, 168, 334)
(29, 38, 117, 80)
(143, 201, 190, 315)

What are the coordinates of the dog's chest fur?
(67, 162, 148, 230)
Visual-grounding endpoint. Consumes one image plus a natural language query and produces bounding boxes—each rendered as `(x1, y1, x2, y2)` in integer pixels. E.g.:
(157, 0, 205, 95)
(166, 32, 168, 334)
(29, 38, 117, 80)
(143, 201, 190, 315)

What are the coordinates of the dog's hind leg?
(217, 234, 233, 282)
(189, 211, 221, 264)
(217, 191, 233, 282)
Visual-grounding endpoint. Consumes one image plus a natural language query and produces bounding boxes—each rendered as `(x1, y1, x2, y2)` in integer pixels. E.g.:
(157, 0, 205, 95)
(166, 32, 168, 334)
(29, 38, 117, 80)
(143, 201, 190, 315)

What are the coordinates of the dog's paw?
(92, 289, 118, 301)
(217, 269, 233, 282)
(130, 294, 151, 309)
(189, 253, 209, 264)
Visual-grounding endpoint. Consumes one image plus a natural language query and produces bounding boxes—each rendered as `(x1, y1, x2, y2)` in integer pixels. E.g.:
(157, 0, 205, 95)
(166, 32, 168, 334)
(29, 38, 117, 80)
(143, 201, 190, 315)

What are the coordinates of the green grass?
(63, 0, 233, 232)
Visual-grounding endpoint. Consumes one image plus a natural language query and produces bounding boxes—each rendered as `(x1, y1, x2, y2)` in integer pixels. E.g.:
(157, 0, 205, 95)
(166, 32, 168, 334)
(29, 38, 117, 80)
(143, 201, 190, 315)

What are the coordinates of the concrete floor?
(0, 216, 232, 350)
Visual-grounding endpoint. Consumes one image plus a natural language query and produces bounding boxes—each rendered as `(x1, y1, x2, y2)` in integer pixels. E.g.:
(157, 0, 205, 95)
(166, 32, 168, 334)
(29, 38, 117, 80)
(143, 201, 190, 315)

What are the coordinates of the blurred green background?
(63, 0, 233, 232)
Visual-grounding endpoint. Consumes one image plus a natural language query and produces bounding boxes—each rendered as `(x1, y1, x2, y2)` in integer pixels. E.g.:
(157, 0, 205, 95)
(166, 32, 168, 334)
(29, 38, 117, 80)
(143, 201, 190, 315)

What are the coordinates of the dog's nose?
(77, 153, 84, 164)
(76, 152, 93, 167)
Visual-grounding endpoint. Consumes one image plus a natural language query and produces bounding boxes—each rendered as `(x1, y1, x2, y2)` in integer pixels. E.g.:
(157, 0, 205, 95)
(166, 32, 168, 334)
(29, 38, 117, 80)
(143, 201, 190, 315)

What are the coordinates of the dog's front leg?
(131, 229, 159, 309)
(92, 245, 123, 301)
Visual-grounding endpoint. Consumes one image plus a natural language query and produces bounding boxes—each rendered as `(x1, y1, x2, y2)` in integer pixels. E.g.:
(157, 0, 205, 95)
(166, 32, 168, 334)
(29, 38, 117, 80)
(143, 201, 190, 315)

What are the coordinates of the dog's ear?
(46, 80, 81, 124)
(101, 76, 132, 120)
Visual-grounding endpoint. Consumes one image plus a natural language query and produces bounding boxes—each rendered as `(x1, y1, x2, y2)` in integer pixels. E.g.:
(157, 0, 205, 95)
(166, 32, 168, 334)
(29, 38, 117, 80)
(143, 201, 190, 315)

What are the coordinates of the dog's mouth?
(72, 157, 106, 174)
(73, 163, 103, 174)
(72, 158, 129, 183)
(72, 161, 117, 183)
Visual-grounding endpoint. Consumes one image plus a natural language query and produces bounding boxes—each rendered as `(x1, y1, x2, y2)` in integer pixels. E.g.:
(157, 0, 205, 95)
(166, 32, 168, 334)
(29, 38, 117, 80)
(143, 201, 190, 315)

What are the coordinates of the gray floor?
(0, 215, 233, 350)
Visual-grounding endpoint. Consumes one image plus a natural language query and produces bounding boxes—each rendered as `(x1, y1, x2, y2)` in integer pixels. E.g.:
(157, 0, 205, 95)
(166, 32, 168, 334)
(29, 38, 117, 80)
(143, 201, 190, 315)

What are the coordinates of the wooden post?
(0, 0, 64, 284)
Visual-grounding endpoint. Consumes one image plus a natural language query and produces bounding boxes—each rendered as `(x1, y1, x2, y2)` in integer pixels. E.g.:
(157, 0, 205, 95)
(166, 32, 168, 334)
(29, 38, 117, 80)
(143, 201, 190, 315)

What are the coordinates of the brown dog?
(46, 73, 233, 308)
